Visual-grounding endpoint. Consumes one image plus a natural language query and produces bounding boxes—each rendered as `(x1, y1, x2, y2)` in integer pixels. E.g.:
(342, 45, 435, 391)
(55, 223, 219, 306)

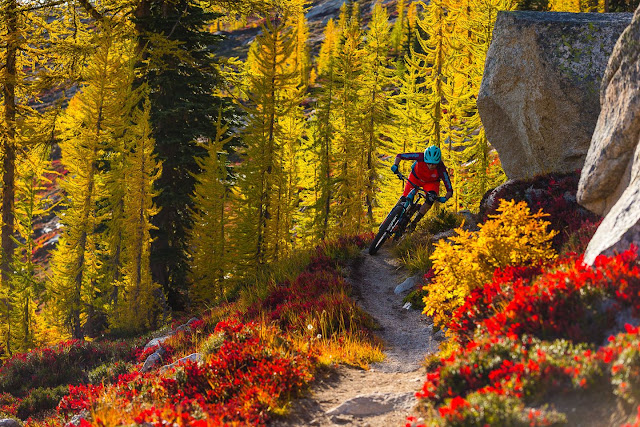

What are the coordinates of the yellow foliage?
(423, 200, 557, 329)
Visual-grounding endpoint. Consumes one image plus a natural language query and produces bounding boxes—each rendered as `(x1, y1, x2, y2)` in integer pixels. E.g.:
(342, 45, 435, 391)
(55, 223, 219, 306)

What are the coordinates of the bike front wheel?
(369, 205, 404, 255)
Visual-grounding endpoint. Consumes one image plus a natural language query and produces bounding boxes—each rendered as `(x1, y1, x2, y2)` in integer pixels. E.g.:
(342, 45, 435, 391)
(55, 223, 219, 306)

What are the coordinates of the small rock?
(459, 210, 479, 231)
(175, 317, 199, 333)
(403, 302, 412, 310)
(325, 392, 415, 417)
(0, 419, 21, 427)
(143, 335, 172, 351)
(394, 276, 418, 294)
(140, 348, 166, 373)
(160, 353, 203, 373)
(602, 307, 640, 346)
(65, 410, 90, 427)
(330, 414, 354, 424)
(431, 229, 456, 243)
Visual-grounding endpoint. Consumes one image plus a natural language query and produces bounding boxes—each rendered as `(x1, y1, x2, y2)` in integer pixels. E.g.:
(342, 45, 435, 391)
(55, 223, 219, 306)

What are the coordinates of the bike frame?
(397, 172, 428, 220)
(369, 171, 436, 254)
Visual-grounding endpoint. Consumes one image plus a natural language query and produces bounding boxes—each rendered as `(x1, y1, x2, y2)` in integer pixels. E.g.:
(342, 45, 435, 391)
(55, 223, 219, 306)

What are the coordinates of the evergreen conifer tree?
(134, 0, 229, 310)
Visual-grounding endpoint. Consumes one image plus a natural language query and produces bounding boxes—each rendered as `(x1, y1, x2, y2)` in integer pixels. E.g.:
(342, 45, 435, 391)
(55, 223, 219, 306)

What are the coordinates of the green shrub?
(0, 338, 144, 397)
(401, 243, 433, 274)
(391, 229, 432, 261)
(200, 332, 225, 357)
(88, 361, 132, 385)
(403, 288, 427, 310)
(420, 206, 464, 235)
(17, 385, 68, 419)
(559, 219, 601, 256)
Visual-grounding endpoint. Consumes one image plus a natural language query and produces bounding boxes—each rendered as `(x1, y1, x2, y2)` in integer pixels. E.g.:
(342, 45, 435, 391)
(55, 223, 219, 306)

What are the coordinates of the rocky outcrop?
(140, 317, 200, 373)
(577, 9, 640, 216)
(478, 11, 632, 180)
(579, 6, 640, 265)
(141, 347, 166, 373)
(160, 353, 203, 373)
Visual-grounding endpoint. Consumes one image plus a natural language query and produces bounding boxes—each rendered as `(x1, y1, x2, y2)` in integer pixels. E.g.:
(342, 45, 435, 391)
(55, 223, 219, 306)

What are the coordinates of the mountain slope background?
(216, 0, 403, 59)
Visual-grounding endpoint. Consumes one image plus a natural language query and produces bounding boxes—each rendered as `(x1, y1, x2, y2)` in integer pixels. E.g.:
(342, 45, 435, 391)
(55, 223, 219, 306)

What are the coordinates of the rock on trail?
(271, 247, 438, 427)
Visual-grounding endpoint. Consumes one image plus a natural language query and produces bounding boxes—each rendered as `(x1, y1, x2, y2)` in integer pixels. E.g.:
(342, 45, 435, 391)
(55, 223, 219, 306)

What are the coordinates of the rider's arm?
(394, 152, 422, 166)
(438, 162, 454, 200)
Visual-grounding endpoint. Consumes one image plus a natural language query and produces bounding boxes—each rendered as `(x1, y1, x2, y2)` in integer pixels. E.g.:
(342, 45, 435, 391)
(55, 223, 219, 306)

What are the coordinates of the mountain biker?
(390, 145, 453, 231)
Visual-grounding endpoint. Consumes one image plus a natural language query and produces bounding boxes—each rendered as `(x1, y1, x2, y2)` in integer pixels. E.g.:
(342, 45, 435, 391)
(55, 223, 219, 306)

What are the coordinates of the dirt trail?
(271, 247, 439, 427)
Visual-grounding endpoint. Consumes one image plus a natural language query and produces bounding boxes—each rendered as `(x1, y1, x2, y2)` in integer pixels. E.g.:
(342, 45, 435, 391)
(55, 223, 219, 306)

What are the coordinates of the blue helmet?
(423, 145, 441, 164)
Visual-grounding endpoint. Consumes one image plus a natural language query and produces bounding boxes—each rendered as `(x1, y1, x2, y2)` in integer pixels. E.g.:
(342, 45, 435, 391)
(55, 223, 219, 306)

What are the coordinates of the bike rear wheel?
(369, 205, 404, 255)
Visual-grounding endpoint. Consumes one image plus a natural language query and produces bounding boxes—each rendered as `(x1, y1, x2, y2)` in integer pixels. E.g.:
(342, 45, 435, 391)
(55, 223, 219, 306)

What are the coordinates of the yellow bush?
(423, 200, 557, 329)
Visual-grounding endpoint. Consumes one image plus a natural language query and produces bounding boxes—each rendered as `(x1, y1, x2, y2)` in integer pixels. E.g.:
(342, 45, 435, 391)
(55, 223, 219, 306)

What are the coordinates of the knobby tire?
(369, 205, 404, 255)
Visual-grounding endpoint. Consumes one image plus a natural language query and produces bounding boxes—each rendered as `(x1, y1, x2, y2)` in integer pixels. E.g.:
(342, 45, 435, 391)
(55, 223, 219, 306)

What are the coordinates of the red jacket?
(395, 152, 453, 193)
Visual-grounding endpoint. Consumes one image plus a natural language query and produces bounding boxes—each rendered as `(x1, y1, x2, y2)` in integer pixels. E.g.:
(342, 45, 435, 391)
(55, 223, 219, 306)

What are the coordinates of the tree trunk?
(2, 0, 19, 355)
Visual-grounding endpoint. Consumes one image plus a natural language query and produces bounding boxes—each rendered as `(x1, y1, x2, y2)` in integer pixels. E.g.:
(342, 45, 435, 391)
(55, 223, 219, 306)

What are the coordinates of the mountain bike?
(368, 172, 437, 255)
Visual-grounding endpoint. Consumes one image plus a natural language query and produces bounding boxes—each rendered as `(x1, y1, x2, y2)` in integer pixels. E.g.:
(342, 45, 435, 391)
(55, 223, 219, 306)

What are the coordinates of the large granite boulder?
(577, 8, 640, 216)
(579, 6, 640, 265)
(478, 11, 632, 180)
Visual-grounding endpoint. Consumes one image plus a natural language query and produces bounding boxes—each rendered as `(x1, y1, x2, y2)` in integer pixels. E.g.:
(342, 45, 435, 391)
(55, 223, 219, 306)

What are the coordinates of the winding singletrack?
(271, 247, 440, 427)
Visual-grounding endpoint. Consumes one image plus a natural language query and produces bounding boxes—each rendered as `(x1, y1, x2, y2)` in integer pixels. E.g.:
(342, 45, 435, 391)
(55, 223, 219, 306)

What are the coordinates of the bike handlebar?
(395, 171, 428, 197)
(396, 172, 421, 190)
(395, 171, 441, 203)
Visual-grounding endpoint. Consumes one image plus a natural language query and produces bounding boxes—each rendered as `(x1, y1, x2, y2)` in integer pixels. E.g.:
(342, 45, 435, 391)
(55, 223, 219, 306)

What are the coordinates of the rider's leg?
(407, 201, 433, 232)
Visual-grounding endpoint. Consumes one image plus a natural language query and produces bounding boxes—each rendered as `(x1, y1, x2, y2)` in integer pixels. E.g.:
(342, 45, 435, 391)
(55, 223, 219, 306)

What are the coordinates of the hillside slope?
(216, 0, 403, 58)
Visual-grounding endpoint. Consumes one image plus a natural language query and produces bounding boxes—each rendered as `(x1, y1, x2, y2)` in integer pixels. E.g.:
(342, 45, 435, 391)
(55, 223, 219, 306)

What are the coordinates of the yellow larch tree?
(187, 117, 234, 306)
(236, 13, 304, 269)
(361, 2, 395, 223)
(290, 10, 311, 86)
(311, 18, 340, 240)
(47, 26, 135, 339)
(448, 0, 513, 210)
(390, 0, 408, 56)
(331, 2, 369, 235)
(284, 9, 310, 250)
(109, 98, 161, 333)
(0, 2, 68, 352)
(10, 146, 53, 352)
(414, 0, 458, 150)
